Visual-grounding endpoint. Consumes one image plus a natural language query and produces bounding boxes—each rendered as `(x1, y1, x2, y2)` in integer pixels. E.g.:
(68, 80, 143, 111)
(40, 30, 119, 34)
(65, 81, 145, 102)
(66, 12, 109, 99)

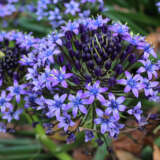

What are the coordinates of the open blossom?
(118, 71, 143, 97)
(85, 81, 108, 105)
(8, 80, 27, 103)
(85, 130, 94, 142)
(149, 91, 160, 103)
(0, 91, 12, 112)
(68, 90, 88, 117)
(64, 1, 80, 15)
(45, 94, 67, 119)
(137, 60, 158, 80)
(49, 66, 72, 88)
(142, 78, 159, 96)
(105, 93, 126, 120)
(57, 113, 75, 132)
(94, 109, 116, 134)
(128, 102, 143, 122)
(109, 23, 130, 39)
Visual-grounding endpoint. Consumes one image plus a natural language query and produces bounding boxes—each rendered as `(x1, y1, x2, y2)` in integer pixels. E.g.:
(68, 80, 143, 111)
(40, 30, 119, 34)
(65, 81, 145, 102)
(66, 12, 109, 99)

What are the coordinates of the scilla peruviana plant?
(11, 16, 160, 144)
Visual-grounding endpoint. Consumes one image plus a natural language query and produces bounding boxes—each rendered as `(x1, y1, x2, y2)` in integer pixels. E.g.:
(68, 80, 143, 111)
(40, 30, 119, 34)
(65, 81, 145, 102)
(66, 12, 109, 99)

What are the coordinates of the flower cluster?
(34, 0, 104, 28)
(18, 16, 160, 143)
(0, 30, 38, 132)
(0, 0, 19, 17)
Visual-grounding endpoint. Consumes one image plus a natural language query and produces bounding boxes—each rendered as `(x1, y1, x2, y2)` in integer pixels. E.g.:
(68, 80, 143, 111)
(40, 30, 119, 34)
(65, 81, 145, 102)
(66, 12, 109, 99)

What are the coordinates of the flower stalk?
(24, 113, 73, 160)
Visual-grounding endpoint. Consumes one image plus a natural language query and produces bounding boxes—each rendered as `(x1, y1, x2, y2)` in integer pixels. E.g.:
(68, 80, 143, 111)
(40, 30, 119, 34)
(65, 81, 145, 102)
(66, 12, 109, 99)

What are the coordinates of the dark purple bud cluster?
(0, 39, 27, 79)
(55, 22, 140, 91)
(0, 31, 37, 87)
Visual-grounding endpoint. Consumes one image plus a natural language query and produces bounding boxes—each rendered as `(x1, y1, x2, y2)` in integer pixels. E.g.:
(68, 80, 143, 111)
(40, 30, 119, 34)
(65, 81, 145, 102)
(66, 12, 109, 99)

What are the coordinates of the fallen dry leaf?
(113, 130, 144, 155)
(114, 117, 160, 155)
(0, 133, 14, 139)
(146, 31, 160, 53)
(116, 150, 141, 160)
(153, 144, 160, 160)
(73, 147, 93, 160)
(113, 120, 145, 155)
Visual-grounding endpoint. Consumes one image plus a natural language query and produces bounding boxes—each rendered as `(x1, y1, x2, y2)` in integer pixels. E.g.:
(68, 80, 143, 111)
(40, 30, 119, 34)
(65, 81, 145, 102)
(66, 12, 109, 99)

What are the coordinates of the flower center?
(45, 50, 53, 57)
(101, 118, 109, 124)
(64, 118, 70, 124)
(110, 100, 118, 109)
(144, 82, 150, 89)
(57, 73, 64, 82)
(13, 87, 20, 94)
(145, 64, 152, 71)
(90, 88, 98, 96)
(73, 97, 81, 106)
(55, 100, 62, 108)
(128, 79, 136, 88)
(0, 98, 6, 106)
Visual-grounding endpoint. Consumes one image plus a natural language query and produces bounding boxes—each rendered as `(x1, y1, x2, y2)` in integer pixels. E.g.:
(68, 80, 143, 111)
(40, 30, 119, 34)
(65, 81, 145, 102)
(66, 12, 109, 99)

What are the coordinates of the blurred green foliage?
(103, 0, 160, 35)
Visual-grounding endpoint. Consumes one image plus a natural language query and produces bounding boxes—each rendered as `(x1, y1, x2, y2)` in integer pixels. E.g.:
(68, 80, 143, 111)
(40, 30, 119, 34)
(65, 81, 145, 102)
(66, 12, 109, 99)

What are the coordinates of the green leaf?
(0, 139, 36, 145)
(141, 146, 153, 160)
(155, 137, 160, 148)
(93, 144, 108, 160)
(17, 17, 51, 35)
(0, 153, 52, 160)
(0, 144, 42, 155)
(104, 0, 130, 8)
(106, 10, 160, 26)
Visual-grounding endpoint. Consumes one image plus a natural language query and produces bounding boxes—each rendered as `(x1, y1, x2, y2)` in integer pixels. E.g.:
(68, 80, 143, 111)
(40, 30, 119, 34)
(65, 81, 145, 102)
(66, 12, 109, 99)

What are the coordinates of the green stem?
(24, 113, 73, 160)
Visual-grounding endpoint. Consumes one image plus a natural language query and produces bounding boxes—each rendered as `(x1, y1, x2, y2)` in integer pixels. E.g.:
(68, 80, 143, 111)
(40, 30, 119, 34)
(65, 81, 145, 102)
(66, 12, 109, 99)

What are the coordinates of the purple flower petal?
(127, 109, 133, 115)
(60, 94, 67, 102)
(94, 118, 101, 124)
(116, 96, 125, 104)
(96, 108, 103, 117)
(101, 124, 107, 134)
(97, 94, 106, 104)
(99, 87, 108, 93)
(79, 105, 87, 114)
(137, 67, 145, 73)
(113, 109, 120, 120)
(64, 73, 73, 79)
(61, 80, 68, 88)
(118, 105, 126, 111)
(124, 85, 131, 93)
(16, 95, 21, 103)
(88, 95, 94, 104)
(105, 107, 112, 115)
(125, 71, 132, 79)
(108, 93, 115, 100)
(117, 79, 127, 85)
(72, 107, 78, 118)
(132, 88, 139, 97)
(147, 72, 152, 80)
(135, 113, 141, 121)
